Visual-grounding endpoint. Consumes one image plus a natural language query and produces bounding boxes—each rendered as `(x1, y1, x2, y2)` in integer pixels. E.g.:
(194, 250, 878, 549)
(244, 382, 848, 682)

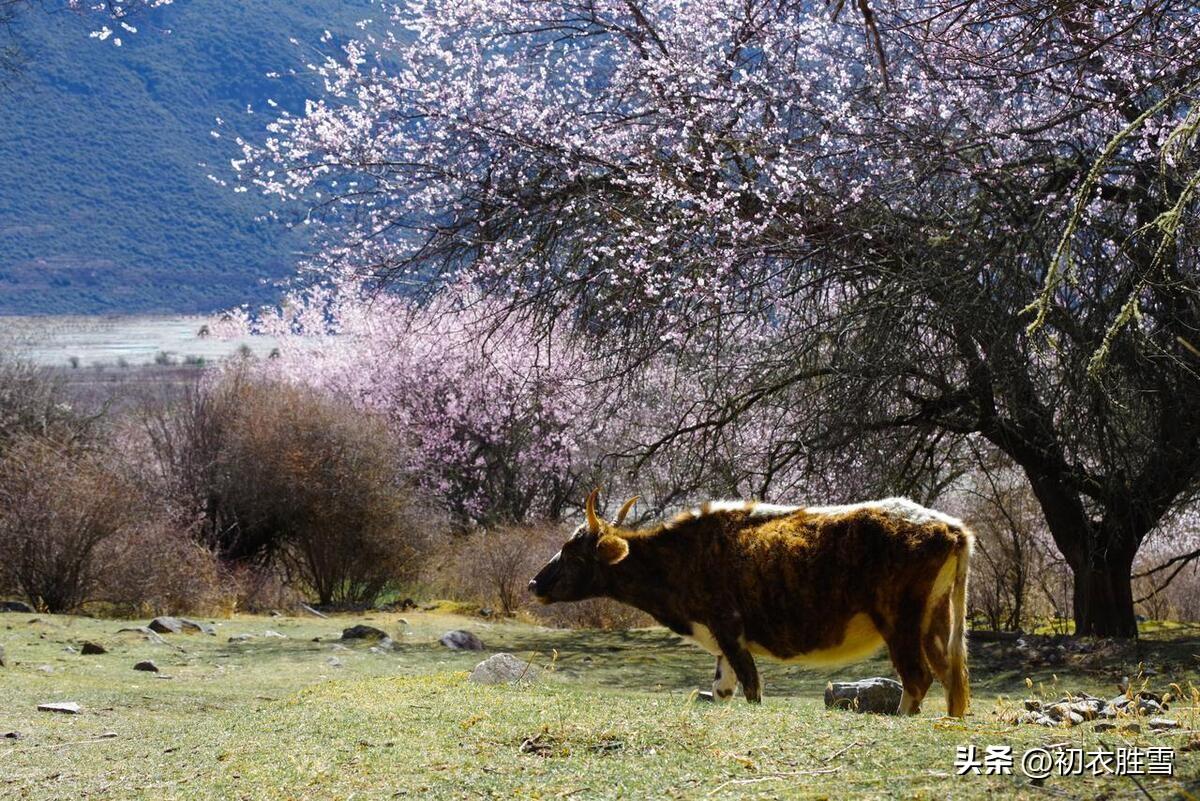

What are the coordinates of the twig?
(823, 740, 867, 763)
(707, 767, 840, 795)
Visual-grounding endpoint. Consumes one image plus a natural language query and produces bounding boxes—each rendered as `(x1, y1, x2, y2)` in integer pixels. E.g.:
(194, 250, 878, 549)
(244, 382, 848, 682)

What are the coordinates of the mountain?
(0, 0, 372, 315)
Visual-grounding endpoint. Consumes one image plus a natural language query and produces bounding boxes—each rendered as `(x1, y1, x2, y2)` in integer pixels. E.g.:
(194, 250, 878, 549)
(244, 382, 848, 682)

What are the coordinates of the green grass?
(1, 611, 1197, 799)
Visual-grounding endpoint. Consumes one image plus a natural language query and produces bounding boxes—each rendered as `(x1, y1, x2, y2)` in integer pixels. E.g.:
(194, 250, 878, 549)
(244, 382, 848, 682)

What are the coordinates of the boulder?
(0, 600, 34, 613)
(133, 660, 159, 672)
(116, 626, 167, 645)
(469, 653, 538, 685)
(179, 618, 216, 636)
(37, 702, 80, 714)
(147, 617, 214, 635)
(439, 630, 485, 651)
(80, 641, 107, 655)
(147, 617, 183, 634)
(341, 625, 389, 641)
(824, 677, 903, 714)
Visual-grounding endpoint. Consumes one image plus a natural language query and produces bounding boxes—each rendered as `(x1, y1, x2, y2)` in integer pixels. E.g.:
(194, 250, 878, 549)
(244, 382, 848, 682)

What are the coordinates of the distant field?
(0, 315, 280, 368)
(1, 610, 1197, 799)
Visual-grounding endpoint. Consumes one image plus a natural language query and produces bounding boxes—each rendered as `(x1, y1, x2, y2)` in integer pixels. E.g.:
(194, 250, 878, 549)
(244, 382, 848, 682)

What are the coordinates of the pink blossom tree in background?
(240, 1, 1200, 636)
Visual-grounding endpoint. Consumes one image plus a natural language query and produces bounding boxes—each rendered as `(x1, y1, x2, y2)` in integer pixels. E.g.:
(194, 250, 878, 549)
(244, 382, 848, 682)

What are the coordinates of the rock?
(116, 626, 167, 645)
(341, 624, 389, 641)
(480, 607, 494, 618)
(1023, 699, 1043, 712)
(469, 653, 539, 685)
(398, 618, 410, 627)
(133, 661, 159, 672)
(398, 598, 417, 611)
(269, 610, 282, 618)
(0, 600, 34, 613)
(1094, 721, 1117, 732)
(37, 702, 80, 714)
(1149, 718, 1180, 730)
(37, 664, 53, 674)
(179, 618, 216, 636)
(3, 731, 23, 739)
(1121, 722, 1142, 734)
(262, 630, 287, 639)
(63, 645, 78, 654)
(368, 637, 398, 654)
(824, 677, 903, 714)
(439, 630, 485, 651)
(228, 633, 254, 643)
(147, 617, 213, 635)
(326, 656, 343, 668)
(148, 617, 183, 634)
(330, 643, 350, 652)
(80, 641, 107, 655)
(0, 643, 5, 667)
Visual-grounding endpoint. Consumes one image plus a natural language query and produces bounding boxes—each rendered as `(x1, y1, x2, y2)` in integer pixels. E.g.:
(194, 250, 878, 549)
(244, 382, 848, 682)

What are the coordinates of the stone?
(179, 618, 216, 636)
(80, 641, 107, 655)
(133, 661, 159, 672)
(469, 653, 539, 685)
(3, 731, 24, 739)
(368, 637, 398, 654)
(147, 616, 213, 636)
(326, 656, 343, 668)
(37, 702, 80, 714)
(824, 677, 903, 714)
(0, 643, 5, 667)
(37, 664, 53, 674)
(262, 630, 287, 639)
(1121, 723, 1142, 734)
(0, 600, 34, 613)
(1094, 721, 1117, 732)
(300, 603, 328, 619)
(228, 633, 254, 643)
(63, 645, 78, 654)
(1148, 718, 1180, 730)
(148, 617, 183, 634)
(341, 624, 389, 641)
(439, 630, 485, 651)
(116, 626, 167, 645)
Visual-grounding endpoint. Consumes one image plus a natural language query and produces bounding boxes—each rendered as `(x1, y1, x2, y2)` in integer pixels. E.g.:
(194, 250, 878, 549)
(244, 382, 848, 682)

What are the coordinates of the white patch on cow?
(668, 496, 961, 530)
(805, 497, 964, 529)
(713, 655, 737, 702)
(745, 613, 885, 667)
(748, 503, 804, 518)
(684, 622, 721, 655)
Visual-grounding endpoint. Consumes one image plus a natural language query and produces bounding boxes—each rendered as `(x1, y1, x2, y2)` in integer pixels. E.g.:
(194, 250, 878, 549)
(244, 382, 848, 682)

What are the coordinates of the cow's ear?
(596, 534, 630, 565)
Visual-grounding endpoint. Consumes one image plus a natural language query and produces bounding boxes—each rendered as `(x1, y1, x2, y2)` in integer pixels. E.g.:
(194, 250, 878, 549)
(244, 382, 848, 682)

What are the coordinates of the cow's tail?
(946, 528, 973, 717)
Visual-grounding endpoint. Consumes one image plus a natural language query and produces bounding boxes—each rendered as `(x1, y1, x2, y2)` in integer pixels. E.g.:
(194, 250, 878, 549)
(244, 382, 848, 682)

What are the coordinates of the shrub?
(97, 520, 230, 617)
(429, 522, 652, 628)
(0, 437, 141, 612)
(140, 372, 436, 607)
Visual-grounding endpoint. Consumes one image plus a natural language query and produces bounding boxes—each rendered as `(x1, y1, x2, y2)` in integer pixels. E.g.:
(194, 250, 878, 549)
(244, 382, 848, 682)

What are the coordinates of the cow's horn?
(585, 488, 603, 533)
(614, 495, 640, 526)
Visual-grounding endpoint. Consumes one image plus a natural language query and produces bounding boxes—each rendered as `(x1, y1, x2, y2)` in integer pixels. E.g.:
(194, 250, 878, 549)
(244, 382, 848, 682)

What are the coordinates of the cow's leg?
(714, 630, 761, 703)
(882, 606, 933, 715)
(712, 655, 737, 702)
(922, 594, 954, 710)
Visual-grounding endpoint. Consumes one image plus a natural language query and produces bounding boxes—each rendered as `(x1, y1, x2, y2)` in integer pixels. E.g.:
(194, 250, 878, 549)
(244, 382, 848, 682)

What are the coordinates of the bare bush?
(97, 520, 229, 617)
(0, 437, 140, 612)
(140, 374, 435, 606)
(429, 522, 652, 628)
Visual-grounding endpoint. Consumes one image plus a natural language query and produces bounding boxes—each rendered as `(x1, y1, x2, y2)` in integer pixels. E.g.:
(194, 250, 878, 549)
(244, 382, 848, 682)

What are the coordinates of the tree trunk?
(1071, 552, 1137, 638)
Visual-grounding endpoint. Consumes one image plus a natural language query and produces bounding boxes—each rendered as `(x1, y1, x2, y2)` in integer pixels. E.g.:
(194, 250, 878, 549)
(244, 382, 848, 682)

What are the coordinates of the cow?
(528, 490, 973, 716)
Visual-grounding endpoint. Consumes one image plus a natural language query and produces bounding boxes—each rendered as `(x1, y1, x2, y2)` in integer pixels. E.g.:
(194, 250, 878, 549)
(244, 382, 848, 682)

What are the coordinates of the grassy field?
(1, 611, 1197, 800)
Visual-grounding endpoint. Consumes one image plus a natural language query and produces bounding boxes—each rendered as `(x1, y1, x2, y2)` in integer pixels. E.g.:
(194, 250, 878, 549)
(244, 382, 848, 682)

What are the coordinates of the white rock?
(469, 653, 539, 685)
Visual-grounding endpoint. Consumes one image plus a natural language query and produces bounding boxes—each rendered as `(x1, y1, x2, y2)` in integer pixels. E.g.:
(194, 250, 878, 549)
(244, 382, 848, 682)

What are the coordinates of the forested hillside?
(0, 0, 369, 314)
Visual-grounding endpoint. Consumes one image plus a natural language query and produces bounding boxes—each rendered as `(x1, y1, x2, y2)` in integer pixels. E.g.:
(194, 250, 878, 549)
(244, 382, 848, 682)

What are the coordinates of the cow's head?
(528, 489, 638, 603)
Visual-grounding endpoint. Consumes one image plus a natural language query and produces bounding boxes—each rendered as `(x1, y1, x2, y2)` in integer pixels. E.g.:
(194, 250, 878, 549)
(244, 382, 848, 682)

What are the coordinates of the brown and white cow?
(529, 491, 973, 716)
